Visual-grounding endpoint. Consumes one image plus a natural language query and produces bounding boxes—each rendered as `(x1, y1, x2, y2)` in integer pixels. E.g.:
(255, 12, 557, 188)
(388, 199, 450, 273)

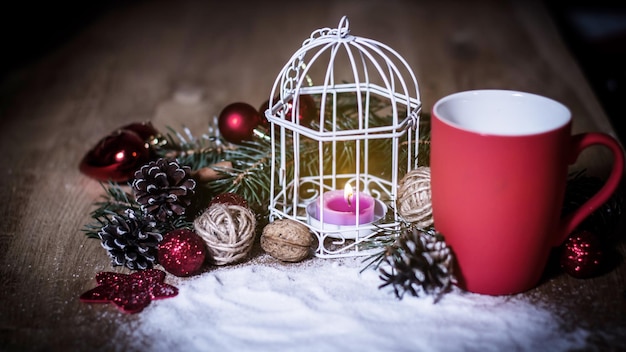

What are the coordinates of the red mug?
(430, 89, 624, 295)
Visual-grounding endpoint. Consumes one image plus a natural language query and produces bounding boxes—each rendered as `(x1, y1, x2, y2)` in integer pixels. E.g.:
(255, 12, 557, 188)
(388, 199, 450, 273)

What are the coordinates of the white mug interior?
(433, 90, 571, 136)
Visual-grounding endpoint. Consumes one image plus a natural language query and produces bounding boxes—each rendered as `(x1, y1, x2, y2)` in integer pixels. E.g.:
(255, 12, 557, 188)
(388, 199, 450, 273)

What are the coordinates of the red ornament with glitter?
(158, 229, 207, 277)
(560, 230, 605, 279)
(218, 102, 265, 144)
(79, 269, 178, 314)
(208, 192, 249, 209)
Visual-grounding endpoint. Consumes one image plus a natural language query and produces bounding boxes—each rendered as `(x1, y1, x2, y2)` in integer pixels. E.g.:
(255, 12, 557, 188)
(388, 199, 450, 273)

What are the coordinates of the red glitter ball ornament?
(560, 230, 605, 279)
(208, 192, 249, 208)
(79, 269, 178, 314)
(158, 229, 207, 277)
(259, 94, 318, 127)
(218, 102, 264, 144)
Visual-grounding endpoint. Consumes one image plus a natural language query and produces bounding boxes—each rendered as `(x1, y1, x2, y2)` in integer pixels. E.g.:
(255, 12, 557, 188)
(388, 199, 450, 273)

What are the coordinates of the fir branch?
(153, 123, 275, 208)
(155, 125, 233, 170)
(96, 181, 136, 211)
(204, 138, 273, 208)
(156, 214, 194, 233)
(82, 182, 138, 238)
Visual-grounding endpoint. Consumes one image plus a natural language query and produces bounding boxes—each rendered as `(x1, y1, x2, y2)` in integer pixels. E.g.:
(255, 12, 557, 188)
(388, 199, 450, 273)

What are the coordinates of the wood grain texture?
(1, 0, 624, 350)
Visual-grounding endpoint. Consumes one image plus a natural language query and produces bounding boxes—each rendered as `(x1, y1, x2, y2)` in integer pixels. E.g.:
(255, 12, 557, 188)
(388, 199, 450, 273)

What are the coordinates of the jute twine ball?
(397, 166, 433, 227)
(194, 203, 257, 265)
(261, 219, 313, 262)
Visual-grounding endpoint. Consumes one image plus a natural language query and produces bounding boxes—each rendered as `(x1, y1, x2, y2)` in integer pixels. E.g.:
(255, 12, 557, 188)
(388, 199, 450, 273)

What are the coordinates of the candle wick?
(344, 184, 354, 207)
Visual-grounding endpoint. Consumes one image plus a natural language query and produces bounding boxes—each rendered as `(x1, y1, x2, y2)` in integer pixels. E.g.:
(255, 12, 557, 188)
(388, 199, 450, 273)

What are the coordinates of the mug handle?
(555, 132, 625, 246)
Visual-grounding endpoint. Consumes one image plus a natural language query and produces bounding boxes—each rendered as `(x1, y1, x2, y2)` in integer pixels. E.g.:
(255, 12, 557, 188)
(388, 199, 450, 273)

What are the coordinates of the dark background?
(0, 1, 125, 77)
(1, 0, 625, 143)
(545, 0, 626, 143)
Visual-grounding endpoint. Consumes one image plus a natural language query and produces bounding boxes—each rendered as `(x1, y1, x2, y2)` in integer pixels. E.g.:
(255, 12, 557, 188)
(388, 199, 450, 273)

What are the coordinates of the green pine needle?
(83, 182, 137, 238)
(155, 125, 232, 170)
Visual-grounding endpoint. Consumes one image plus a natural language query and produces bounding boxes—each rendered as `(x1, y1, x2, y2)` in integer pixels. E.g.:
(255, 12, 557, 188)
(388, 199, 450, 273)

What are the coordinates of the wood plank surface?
(1, 0, 624, 350)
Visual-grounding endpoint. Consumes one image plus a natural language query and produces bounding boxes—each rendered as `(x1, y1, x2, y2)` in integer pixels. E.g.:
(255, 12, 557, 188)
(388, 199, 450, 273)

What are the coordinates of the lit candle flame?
(344, 183, 354, 207)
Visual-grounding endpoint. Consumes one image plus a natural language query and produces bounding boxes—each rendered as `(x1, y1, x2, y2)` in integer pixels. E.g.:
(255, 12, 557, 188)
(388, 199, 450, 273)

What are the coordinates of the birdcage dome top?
(265, 16, 421, 140)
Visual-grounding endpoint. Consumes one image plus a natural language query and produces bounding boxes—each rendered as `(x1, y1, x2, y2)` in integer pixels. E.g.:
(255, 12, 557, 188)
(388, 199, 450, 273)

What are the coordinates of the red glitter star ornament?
(79, 269, 178, 314)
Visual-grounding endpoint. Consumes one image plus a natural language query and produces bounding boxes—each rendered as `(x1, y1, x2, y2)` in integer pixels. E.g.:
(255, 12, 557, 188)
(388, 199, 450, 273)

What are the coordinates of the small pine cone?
(379, 227, 455, 300)
(132, 158, 196, 222)
(99, 209, 163, 270)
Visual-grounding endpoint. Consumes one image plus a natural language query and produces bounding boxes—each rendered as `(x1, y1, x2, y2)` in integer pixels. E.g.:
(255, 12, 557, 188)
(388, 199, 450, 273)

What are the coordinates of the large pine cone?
(132, 158, 196, 222)
(99, 209, 163, 270)
(379, 227, 455, 301)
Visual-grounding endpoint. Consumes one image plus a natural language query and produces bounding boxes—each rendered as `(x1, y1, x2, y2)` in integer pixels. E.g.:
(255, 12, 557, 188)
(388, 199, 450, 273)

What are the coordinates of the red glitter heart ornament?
(79, 269, 178, 314)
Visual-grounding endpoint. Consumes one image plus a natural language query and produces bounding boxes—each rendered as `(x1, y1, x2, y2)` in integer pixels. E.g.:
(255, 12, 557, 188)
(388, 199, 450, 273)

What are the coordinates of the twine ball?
(261, 219, 313, 262)
(397, 166, 433, 227)
(194, 203, 257, 265)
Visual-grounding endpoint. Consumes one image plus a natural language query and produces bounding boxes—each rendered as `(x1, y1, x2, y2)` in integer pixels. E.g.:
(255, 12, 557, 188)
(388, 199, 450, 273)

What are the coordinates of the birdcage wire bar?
(266, 16, 421, 258)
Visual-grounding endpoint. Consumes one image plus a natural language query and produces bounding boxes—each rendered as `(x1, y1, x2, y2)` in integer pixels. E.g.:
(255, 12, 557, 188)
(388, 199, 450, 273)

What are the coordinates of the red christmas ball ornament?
(158, 229, 207, 277)
(560, 230, 605, 279)
(259, 94, 318, 127)
(208, 192, 249, 209)
(218, 102, 264, 144)
(79, 129, 152, 182)
(120, 121, 160, 144)
(294, 94, 318, 126)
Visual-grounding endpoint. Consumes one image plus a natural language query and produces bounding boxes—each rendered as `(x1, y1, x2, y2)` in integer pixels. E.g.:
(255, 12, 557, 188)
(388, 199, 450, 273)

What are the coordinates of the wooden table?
(1, 0, 624, 350)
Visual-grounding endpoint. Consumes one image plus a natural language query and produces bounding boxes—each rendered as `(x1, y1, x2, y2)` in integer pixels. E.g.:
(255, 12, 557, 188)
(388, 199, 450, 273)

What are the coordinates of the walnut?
(261, 219, 313, 262)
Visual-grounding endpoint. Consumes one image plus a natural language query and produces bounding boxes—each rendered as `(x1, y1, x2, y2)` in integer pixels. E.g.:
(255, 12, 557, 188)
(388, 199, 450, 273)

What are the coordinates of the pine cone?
(379, 227, 455, 301)
(132, 158, 196, 222)
(99, 209, 163, 270)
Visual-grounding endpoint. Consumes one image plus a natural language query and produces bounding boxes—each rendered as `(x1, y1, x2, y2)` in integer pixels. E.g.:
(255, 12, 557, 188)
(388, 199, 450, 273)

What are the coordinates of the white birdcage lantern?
(265, 16, 421, 258)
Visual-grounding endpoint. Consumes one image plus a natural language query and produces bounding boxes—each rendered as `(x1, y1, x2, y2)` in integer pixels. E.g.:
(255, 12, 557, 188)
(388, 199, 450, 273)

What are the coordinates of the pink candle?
(317, 184, 375, 226)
